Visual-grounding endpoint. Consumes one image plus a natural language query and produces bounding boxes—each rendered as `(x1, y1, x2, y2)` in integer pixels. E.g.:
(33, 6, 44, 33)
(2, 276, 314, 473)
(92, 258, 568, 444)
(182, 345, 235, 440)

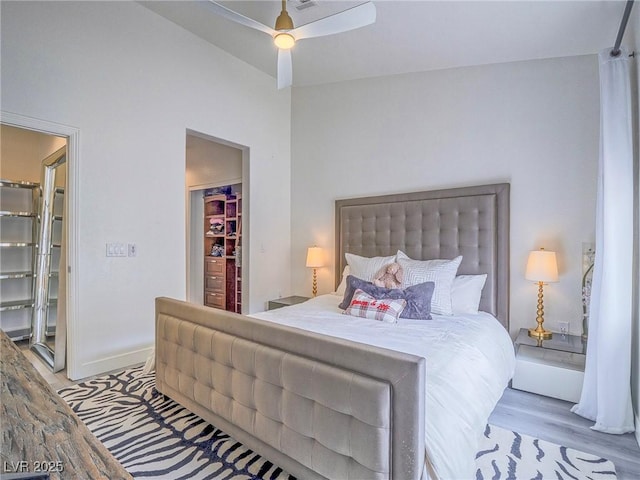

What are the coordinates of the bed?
(155, 183, 514, 480)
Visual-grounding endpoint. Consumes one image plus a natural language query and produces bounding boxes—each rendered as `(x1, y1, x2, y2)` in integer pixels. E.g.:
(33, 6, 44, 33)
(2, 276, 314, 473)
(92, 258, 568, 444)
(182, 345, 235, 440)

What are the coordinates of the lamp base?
(528, 327, 552, 340)
(311, 268, 318, 297)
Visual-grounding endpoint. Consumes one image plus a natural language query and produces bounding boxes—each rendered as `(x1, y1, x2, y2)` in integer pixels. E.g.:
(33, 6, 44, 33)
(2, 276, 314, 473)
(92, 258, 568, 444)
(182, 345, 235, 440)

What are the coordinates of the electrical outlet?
(558, 321, 569, 335)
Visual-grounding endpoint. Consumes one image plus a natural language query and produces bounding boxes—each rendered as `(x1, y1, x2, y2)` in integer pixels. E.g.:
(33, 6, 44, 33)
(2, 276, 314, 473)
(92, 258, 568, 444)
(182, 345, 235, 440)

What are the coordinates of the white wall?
(1, 1, 292, 379)
(291, 55, 599, 337)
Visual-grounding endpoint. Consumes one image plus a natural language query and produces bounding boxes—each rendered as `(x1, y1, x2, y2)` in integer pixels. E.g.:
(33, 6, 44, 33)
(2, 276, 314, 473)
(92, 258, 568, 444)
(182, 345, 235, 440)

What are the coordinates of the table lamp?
(306, 246, 323, 297)
(525, 248, 558, 339)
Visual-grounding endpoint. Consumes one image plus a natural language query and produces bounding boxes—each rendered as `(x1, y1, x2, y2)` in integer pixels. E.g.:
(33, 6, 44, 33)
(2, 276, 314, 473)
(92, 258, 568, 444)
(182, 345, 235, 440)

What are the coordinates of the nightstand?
(268, 295, 310, 310)
(511, 328, 586, 402)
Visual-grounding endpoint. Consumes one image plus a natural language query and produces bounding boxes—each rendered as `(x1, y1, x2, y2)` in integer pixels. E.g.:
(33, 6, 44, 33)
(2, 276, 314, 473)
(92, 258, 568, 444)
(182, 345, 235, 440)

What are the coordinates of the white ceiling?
(141, 1, 636, 87)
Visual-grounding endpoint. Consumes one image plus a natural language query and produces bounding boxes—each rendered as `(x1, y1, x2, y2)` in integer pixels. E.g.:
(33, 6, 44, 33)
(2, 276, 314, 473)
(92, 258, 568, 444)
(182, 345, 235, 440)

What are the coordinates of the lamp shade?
(525, 249, 558, 283)
(306, 247, 323, 268)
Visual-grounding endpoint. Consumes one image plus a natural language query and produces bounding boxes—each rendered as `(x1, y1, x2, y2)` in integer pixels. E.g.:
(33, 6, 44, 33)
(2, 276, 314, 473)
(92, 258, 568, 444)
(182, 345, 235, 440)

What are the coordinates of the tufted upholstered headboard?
(335, 183, 510, 329)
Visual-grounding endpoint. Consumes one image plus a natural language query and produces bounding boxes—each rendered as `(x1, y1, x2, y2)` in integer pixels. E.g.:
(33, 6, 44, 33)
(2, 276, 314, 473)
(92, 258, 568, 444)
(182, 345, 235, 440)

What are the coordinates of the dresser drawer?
(205, 257, 224, 275)
(205, 291, 225, 308)
(205, 275, 224, 292)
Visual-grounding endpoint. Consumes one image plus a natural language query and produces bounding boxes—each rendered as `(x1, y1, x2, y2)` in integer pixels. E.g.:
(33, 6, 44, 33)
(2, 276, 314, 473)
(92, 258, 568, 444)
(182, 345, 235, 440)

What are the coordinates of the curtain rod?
(611, 0, 634, 57)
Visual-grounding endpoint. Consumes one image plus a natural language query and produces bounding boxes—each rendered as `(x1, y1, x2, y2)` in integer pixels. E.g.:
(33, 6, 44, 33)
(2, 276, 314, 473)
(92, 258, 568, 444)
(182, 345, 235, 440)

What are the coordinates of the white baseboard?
(68, 346, 153, 381)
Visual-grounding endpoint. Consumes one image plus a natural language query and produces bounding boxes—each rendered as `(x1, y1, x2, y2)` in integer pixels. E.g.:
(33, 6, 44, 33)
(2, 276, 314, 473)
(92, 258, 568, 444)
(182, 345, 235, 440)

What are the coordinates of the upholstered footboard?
(155, 297, 426, 480)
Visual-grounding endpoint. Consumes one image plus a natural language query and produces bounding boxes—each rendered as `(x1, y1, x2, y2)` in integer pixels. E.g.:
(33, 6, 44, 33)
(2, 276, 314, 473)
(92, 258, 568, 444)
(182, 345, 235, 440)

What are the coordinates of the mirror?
(30, 146, 66, 372)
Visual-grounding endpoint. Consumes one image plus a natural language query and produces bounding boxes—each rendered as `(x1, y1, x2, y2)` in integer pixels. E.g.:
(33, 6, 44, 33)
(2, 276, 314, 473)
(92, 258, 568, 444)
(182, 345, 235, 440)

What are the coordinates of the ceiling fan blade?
(277, 49, 292, 89)
(292, 2, 376, 40)
(204, 1, 275, 36)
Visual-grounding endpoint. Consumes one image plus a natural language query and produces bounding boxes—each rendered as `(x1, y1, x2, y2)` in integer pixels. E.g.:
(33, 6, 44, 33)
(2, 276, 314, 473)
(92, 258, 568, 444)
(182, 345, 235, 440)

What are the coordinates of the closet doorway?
(0, 121, 74, 373)
(185, 130, 247, 314)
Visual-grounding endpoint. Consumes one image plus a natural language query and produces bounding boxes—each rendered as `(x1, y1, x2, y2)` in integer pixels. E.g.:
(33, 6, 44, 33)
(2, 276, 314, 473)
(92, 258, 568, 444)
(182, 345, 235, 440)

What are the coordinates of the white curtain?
(571, 48, 636, 434)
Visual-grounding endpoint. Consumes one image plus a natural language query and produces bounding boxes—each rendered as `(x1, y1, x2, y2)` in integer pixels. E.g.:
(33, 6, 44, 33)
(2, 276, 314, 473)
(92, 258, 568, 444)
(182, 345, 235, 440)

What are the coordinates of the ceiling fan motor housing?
(275, 9, 294, 31)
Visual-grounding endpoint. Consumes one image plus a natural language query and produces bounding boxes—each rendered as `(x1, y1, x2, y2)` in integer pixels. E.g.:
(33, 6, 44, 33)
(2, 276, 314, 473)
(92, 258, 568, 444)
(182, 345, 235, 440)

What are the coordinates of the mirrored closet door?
(30, 147, 67, 372)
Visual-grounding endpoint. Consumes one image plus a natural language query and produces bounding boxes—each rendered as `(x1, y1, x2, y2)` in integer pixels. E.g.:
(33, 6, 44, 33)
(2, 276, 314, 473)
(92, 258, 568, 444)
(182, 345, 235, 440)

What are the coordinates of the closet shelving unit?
(204, 195, 226, 310)
(225, 194, 241, 313)
(0, 179, 62, 340)
(234, 195, 242, 313)
(203, 192, 241, 314)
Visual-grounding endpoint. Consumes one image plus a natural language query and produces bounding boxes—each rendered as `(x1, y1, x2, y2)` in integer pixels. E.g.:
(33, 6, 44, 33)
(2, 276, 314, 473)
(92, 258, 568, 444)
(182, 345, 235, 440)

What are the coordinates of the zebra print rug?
(58, 366, 616, 480)
(477, 425, 616, 480)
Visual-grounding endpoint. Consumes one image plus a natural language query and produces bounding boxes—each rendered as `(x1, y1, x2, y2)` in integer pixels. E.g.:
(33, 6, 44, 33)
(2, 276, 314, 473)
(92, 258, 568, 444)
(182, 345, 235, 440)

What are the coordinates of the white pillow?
(451, 274, 487, 314)
(397, 250, 463, 316)
(335, 265, 350, 296)
(345, 252, 396, 283)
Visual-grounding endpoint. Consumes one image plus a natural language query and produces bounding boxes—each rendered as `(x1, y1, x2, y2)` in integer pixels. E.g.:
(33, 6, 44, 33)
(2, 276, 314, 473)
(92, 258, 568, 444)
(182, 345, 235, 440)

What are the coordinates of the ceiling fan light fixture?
(274, 32, 296, 49)
(205, 1, 377, 90)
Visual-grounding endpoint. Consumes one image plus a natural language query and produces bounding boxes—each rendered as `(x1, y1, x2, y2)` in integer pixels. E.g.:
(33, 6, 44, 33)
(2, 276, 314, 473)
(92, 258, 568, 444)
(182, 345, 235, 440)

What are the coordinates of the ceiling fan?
(204, 0, 377, 89)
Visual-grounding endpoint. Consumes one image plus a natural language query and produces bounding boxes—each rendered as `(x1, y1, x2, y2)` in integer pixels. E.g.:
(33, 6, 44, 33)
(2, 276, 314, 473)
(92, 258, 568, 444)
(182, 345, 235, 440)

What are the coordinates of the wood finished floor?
(17, 340, 77, 391)
(16, 340, 132, 390)
(489, 387, 640, 479)
(19, 342, 640, 479)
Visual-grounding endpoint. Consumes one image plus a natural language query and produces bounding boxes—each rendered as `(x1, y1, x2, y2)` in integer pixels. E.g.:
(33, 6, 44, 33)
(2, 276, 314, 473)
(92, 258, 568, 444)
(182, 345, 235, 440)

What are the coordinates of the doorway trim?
(1, 111, 80, 378)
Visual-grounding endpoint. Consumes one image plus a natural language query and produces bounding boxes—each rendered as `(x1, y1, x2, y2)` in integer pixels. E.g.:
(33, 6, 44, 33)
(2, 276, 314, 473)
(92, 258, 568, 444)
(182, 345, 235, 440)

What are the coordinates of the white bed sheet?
(251, 294, 516, 480)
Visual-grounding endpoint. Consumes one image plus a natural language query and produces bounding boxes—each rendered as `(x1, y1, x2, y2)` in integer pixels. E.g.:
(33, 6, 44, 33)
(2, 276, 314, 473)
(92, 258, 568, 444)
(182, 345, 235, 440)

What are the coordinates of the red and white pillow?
(343, 289, 407, 323)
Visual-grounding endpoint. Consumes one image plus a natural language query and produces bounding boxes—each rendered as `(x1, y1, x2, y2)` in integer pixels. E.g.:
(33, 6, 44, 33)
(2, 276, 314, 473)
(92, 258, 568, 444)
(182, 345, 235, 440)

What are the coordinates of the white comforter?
(252, 294, 515, 480)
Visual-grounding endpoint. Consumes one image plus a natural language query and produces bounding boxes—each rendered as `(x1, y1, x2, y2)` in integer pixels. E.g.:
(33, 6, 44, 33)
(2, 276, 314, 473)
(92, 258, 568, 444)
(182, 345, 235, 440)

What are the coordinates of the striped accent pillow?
(397, 251, 463, 316)
(343, 289, 407, 323)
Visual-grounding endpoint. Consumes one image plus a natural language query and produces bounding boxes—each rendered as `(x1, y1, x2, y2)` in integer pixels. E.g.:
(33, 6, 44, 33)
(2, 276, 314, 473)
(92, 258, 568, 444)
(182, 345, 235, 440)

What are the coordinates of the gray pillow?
(339, 275, 435, 320)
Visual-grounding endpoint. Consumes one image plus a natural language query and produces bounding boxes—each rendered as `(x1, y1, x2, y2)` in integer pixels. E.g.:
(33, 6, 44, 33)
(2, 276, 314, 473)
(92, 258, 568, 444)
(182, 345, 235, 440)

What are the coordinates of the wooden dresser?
(0, 331, 132, 479)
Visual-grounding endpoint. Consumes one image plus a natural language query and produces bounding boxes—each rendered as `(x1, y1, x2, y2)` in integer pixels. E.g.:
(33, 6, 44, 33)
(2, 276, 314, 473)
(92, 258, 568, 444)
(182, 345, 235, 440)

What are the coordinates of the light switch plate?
(106, 242, 127, 257)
